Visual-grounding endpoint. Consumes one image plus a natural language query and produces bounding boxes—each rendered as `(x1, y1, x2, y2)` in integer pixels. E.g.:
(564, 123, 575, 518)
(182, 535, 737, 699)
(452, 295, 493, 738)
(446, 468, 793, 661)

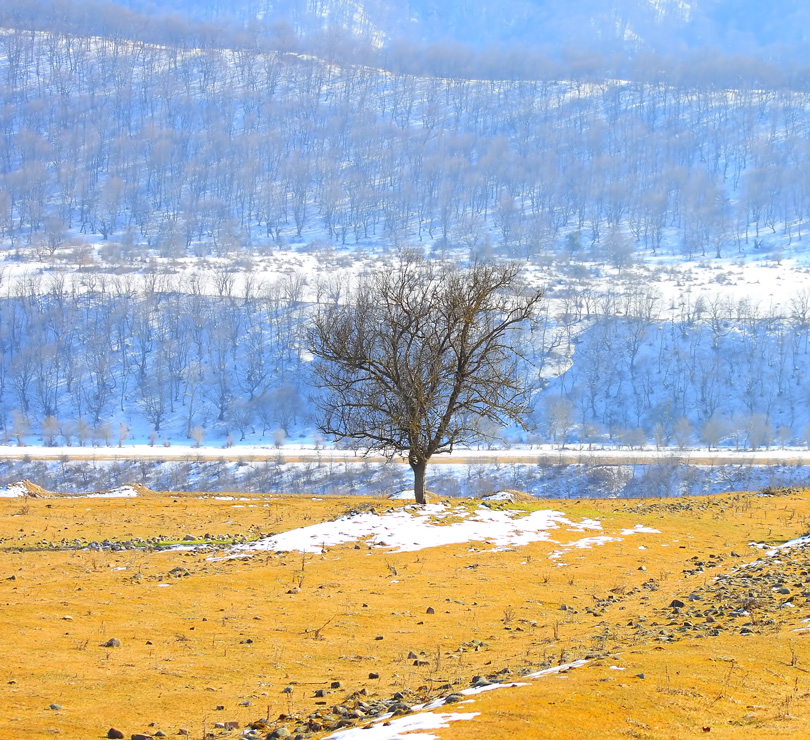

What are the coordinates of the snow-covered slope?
(70, 0, 810, 60)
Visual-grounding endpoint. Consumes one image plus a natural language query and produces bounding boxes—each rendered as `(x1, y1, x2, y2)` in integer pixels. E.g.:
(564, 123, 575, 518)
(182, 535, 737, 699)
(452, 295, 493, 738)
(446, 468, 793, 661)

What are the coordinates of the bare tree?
(310, 254, 543, 504)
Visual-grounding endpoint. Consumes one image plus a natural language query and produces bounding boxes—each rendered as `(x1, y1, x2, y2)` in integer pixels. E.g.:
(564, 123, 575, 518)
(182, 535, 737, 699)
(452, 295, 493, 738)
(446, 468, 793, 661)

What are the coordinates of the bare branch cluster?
(310, 254, 542, 503)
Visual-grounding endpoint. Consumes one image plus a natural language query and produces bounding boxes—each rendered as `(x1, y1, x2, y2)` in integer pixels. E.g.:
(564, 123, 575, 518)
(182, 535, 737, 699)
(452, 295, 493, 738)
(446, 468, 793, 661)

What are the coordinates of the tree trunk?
(409, 452, 427, 505)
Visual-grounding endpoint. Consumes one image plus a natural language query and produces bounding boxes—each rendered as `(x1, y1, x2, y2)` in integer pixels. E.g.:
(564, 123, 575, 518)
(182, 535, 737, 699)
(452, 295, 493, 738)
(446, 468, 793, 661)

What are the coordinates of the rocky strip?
(0, 532, 260, 553)
(650, 539, 810, 643)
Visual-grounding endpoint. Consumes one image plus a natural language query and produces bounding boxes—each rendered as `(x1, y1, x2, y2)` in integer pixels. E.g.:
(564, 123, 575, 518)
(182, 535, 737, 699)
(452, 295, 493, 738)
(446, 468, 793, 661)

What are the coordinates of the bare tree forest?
(0, 16, 809, 261)
(1, 8, 810, 452)
(0, 263, 804, 454)
(0, 272, 310, 445)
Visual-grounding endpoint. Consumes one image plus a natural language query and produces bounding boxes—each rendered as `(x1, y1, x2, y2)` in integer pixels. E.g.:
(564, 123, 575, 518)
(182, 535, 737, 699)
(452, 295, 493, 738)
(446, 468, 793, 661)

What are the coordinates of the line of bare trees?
(0, 265, 808, 453)
(538, 286, 810, 452)
(0, 271, 310, 445)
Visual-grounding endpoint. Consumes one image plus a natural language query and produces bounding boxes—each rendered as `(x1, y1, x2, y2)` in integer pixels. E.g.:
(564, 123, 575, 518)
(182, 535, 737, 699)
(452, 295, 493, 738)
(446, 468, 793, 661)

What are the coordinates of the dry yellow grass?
(1, 487, 810, 739)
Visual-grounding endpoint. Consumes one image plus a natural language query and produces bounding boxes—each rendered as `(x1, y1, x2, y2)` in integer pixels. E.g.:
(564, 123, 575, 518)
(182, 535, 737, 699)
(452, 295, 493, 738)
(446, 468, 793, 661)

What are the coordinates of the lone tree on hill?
(309, 254, 543, 504)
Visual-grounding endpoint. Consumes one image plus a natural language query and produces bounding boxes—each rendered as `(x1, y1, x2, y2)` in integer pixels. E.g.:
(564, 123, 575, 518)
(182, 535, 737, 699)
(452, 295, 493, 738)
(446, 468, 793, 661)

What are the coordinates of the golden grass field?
(2, 483, 810, 740)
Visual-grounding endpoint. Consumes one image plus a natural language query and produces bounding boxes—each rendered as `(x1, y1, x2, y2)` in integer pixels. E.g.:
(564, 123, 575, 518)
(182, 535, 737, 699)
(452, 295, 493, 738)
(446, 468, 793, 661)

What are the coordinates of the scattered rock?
(660, 540, 810, 643)
(102, 638, 122, 648)
(106, 729, 125, 739)
(426, 607, 435, 614)
(49, 704, 63, 710)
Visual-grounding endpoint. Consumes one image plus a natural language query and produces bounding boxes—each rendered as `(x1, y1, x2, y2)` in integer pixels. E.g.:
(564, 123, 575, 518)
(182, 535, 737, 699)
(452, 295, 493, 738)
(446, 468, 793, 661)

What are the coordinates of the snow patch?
(526, 659, 590, 678)
(326, 711, 480, 740)
(549, 534, 623, 559)
(482, 491, 515, 502)
(460, 681, 529, 696)
(765, 533, 810, 556)
(389, 490, 415, 500)
(327, 660, 589, 739)
(0, 482, 29, 497)
(621, 525, 662, 535)
(225, 503, 601, 556)
(82, 486, 139, 498)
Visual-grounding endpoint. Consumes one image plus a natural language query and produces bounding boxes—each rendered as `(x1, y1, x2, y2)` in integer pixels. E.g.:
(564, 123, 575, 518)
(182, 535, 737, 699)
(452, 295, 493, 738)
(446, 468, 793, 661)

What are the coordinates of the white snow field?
(225, 501, 661, 557)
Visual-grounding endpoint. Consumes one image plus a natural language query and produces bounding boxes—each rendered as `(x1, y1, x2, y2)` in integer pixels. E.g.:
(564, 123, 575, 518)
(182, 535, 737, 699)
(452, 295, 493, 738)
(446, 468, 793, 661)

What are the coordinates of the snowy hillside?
(0, 4, 810, 477)
(93, 0, 810, 60)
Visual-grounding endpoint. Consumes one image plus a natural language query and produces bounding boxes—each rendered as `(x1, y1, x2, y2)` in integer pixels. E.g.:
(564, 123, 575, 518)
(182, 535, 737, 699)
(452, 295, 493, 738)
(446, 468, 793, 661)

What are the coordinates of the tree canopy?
(309, 254, 543, 503)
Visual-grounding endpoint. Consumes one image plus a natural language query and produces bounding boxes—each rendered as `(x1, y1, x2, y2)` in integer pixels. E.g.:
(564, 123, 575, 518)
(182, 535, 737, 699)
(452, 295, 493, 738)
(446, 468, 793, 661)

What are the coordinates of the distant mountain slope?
(390, 0, 810, 57)
(91, 0, 810, 60)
